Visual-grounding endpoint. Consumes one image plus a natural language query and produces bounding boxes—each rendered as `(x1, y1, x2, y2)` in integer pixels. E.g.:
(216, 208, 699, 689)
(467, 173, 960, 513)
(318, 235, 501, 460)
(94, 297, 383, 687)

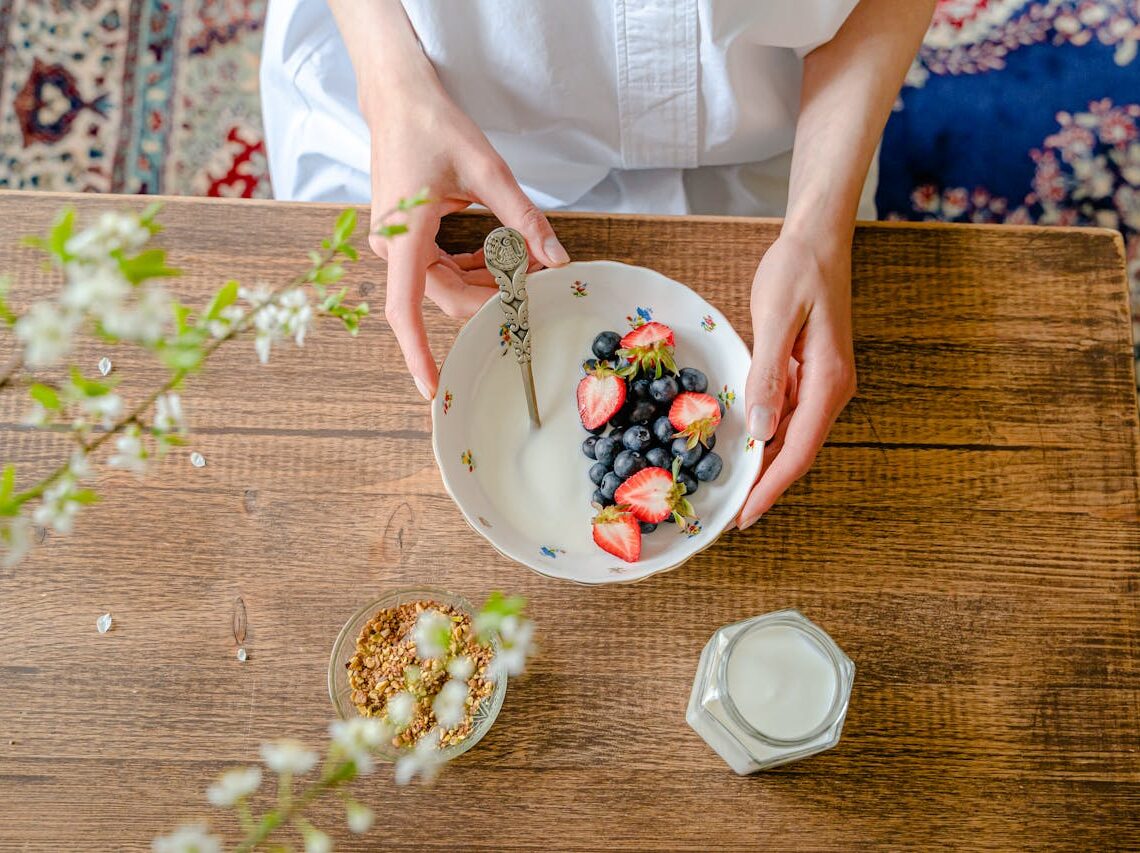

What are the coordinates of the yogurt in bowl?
(432, 260, 762, 585)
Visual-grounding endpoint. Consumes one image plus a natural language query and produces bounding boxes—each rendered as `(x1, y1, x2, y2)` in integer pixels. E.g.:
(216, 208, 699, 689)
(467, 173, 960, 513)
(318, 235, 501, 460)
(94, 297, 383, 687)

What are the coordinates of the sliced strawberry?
(620, 321, 675, 349)
(669, 392, 722, 449)
(617, 322, 678, 378)
(614, 465, 695, 526)
(592, 505, 642, 562)
(576, 363, 627, 430)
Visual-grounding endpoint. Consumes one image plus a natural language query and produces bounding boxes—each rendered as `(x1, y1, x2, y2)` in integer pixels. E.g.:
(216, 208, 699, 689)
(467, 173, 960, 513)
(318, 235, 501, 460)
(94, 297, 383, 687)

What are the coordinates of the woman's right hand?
(358, 49, 569, 400)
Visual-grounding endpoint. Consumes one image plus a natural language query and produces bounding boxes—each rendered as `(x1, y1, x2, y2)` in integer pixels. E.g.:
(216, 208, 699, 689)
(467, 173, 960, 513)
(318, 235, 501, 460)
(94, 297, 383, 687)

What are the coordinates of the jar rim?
(717, 611, 848, 747)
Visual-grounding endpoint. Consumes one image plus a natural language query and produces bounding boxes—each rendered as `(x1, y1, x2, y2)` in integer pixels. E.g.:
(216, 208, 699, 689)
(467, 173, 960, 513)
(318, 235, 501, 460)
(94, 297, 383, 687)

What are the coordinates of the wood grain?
(0, 191, 1138, 851)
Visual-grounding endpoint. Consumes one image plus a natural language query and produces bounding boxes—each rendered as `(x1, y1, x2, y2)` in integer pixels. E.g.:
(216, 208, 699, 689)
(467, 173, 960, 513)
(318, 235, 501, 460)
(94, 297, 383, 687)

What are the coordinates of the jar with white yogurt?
(686, 609, 854, 774)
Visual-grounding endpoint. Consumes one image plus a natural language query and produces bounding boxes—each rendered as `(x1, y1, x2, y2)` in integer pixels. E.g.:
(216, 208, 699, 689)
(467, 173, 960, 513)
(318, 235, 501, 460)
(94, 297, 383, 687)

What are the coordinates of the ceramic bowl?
(432, 260, 762, 585)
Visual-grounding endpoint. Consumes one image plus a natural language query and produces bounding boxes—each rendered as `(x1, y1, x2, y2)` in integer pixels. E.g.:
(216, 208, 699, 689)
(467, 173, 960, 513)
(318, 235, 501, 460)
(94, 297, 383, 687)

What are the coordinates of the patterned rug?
(0, 0, 1136, 380)
(0, 0, 268, 196)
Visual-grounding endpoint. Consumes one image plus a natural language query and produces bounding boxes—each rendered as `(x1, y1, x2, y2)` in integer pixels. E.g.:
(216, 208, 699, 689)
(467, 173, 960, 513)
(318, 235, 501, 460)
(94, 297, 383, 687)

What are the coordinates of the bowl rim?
(327, 587, 508, 762)
(431, 259, 763, 586)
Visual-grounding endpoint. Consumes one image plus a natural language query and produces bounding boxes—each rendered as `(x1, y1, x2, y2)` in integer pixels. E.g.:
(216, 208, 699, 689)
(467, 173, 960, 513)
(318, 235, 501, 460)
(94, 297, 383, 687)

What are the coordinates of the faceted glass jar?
(686, 609, 854, 774)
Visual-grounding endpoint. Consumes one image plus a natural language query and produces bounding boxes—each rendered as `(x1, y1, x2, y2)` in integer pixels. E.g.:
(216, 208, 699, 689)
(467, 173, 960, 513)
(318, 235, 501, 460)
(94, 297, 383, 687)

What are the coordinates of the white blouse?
(261, 0, 877, 218)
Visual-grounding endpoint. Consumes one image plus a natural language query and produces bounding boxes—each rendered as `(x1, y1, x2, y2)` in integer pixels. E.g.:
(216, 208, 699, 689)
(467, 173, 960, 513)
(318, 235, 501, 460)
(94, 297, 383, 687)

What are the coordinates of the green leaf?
(68, 367, 113, 398)
(397, 188, 431, 211)
(340, 243, 359, 261)
(374, 223, 408, 239)
(202, 279, 238, 321)
(157, 432, 187, 446)
(0, 465, 15, 501)
(138, 201, 163, 234)
(48, 208, 75, 260)
(314, 264, 345, 285)
(0, 298, 15, 326)
(333, 208, 358, 246)
(159, 342, 205, 372)
(29, 383, 60, 410)
(118, 248, 181, 284)
(481, 591, 527, 620)
(71, 489, 100, 506)
(172, 301, 192, 335)
(308, 249, 323, 266)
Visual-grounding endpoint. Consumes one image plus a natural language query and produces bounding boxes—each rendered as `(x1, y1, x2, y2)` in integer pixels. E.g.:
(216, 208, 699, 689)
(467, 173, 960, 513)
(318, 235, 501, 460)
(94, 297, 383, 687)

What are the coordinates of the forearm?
(784, 0, 934, 247)
(326, 0, 440, 114)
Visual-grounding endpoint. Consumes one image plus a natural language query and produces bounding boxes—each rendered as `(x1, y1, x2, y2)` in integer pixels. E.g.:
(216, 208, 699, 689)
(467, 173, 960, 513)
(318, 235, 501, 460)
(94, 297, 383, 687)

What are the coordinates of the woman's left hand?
(737, 231, 856, 530)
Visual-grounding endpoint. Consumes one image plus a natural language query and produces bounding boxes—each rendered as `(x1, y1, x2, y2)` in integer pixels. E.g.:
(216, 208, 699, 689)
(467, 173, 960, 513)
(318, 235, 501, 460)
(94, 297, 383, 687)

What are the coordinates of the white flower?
(275, 288, 314, 346)
(154, 392, 186, 434)
(151, 823, 222, 853)
(260, 738, 319, 775)
(490, 616, 535, 679)
(1, 518, 32, 568)
(386, 691, 416, 728)
(101, 284, 170, 344)
(394, 728, 445, 786)
(238, 284, 272, 307)
(80, 391, 123, 429)
(32, 475, 83, 535)
(205, 766, 261, 807)
(446, 655, 474, 681)
(15, 302, 79, 368)
(62, 264, 130, 313)
(22, 402, 50, 427)
(206, 304, 244, 339)
(66, 211, 150, 261)
(432, 679, 469, 729)
(67, 452, 91, 480)
(108, 426, 148, 475)
(303, 828, 332, 853)
(412, 609, 451, 659)
(346, 801, 374, 834)
(329, 716, 390, 775)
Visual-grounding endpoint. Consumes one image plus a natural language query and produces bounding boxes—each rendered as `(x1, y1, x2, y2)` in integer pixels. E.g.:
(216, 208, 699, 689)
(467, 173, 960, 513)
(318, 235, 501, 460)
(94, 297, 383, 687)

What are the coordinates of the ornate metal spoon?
(484, 226, 540, 427)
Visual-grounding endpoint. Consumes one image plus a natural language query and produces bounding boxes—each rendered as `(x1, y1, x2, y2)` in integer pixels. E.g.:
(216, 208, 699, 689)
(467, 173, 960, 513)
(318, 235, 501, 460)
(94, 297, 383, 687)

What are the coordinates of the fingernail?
(544, 236, 570, 266)
(738, 513, 761, 531)
(748, 405, 776, 441)
(413, 377, 432, 401)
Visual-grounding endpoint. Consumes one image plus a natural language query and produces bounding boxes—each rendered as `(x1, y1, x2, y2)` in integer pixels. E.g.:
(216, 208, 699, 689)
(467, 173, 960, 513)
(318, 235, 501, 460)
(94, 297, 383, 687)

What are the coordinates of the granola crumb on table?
(346, 599, 495, 748)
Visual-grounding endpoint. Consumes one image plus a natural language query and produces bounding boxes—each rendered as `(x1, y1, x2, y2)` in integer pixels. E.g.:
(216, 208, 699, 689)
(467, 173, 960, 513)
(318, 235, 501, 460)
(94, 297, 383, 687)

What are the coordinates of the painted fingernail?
(544, 236, 570, 266)
(413, 377, 432, 401)
(738, 513, 761, 531)
(748, 405, 776, 441)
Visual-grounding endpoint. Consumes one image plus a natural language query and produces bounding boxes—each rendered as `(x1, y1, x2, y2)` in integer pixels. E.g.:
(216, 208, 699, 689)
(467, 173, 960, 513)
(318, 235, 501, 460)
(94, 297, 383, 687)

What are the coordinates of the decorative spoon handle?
(483, 226, 541, 427)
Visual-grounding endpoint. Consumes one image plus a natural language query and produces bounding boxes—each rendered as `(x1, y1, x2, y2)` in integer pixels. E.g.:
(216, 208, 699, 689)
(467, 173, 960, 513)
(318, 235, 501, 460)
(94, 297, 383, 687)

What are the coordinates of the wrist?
(774, 222, 852, 271)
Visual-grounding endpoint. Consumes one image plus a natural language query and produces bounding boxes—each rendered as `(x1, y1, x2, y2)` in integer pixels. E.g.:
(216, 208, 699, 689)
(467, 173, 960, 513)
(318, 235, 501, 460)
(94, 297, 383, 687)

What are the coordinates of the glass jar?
(686, 609, 854, 774)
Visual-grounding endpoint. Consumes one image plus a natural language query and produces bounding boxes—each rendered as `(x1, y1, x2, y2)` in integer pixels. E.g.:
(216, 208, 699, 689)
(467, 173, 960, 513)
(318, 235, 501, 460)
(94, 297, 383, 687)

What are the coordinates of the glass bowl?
(328, 587, 508, 763)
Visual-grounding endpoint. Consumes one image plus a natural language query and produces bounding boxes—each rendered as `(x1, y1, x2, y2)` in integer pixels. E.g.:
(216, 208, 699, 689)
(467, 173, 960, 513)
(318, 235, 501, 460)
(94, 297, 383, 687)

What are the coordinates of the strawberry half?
(576, 363, 627, 430)
(617, 322, 678, 378)
(592, 505, 642, 562)
(669, 392, 721, 449)
(614, 464, 695, 526)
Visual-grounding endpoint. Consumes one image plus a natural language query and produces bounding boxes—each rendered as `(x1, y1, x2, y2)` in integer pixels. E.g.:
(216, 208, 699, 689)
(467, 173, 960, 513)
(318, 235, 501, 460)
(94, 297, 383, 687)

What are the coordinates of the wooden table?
(0, 191, 1138, 851)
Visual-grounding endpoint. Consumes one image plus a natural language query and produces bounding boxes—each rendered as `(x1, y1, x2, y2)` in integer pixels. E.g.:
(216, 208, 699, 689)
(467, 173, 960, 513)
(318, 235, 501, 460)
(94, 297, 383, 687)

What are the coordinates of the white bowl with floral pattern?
(432, 260, 762, 585)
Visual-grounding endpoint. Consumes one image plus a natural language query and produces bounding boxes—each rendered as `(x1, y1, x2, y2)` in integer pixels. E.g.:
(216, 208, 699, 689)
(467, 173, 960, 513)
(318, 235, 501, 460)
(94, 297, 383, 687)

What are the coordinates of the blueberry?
(600, 472, 623, 501)
(652, 416, 675, 445)
(607, 427, 625, 446)
(592, 331, 622, 360)
(592, 488, 613, 507)
(613, 450, 647, 479)
(582, 435, 599, 459)
(645, 447, 671, 469)
(649, 375, 679, 404)
(671, 437, 703, 468)
(628, 400, 657, 424)
(706, 432, 717, 451)
(679, 367, 708, 393)
(717, 398, 726, 416)
(622, 425, 652, 452)
(631, 378, 651, 400)
(586, 421, 607, 435)
(677, 470, 698, 496)
(594, 436, 618, 467)
(639, 521, 658, 534)
(608, 400, 632, 428)
(694, 451, 723, 482)
(589, 461, 609, 485)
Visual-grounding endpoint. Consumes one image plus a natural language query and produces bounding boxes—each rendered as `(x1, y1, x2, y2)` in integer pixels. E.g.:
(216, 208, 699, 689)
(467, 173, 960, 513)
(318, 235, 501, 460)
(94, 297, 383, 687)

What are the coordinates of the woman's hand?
(335, 0, 569, 400)
(737, 232, 855, 529)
